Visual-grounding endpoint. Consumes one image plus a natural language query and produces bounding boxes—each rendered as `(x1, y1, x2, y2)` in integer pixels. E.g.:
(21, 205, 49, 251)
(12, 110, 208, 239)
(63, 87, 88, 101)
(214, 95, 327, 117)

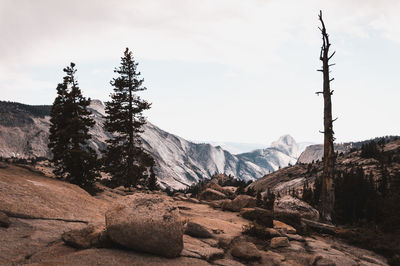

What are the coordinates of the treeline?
(48, 48, 157, 194)
(300, 140, 400, 232)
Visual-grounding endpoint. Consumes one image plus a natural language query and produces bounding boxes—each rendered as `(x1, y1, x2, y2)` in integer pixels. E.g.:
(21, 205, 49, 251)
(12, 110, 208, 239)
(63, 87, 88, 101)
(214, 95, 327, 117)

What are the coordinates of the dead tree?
(316, 10, 336, 222)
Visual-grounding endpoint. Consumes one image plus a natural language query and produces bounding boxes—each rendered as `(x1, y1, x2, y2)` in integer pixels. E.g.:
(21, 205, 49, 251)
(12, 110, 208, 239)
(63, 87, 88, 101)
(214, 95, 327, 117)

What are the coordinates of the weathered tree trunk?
(317, 11, 336, 222)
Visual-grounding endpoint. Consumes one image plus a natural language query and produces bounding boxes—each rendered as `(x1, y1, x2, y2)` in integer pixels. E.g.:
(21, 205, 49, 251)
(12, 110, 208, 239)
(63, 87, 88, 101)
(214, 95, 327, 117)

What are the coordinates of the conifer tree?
(103, 48, 154, 188)
(48, 63, 99, 192)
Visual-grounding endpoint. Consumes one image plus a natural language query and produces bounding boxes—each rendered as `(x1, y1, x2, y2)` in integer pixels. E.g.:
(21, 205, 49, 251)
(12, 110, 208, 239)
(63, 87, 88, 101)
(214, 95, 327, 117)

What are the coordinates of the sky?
(1, 0, 400, 146)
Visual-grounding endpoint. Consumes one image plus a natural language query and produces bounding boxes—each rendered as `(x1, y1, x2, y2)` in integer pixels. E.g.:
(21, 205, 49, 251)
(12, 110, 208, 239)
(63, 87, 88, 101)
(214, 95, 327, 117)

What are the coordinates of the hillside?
(250, 138, 400, 195)
(0, 100, 302, 189)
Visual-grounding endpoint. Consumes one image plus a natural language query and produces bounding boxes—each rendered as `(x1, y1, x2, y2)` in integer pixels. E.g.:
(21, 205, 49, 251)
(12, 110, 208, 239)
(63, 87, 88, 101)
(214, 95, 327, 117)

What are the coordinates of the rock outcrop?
(274, 195, 319, 221)
(105, 193, 184, 258)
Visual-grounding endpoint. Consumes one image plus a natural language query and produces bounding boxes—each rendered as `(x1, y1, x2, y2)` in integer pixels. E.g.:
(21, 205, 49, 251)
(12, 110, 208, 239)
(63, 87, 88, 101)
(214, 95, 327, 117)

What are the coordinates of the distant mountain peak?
(270, 135, 299, 157)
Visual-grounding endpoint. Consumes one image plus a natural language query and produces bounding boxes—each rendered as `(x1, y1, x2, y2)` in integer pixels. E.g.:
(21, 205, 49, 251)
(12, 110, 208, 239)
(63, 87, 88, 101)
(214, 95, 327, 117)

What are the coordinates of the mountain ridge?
(0, 100, 302, 189)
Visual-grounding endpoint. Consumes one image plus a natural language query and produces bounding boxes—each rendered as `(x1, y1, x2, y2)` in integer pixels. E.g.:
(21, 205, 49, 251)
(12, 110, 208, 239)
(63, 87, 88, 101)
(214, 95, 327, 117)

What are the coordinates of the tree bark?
(318, 11, 335, 222)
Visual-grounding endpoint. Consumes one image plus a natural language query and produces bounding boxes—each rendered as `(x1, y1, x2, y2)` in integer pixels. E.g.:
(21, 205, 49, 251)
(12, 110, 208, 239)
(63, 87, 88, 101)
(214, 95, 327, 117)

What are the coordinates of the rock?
(286, 233, 305, 242)
(62, 224, 111, 249)
(273, 220, 296, 234)
(0, 211, 10, 228)
(240, 207, 273, 227)
(214, 258, 245, 266)
(220, 186, 237, 196)
(185, 221, 213, 238)
(302, 218, 336, 235)
(181, 235, 224, 261)
(270, 237, 290, 248)
(274, 195, 319, 221)
(199, 188, 227, 201)
(222, 195, 256, 212)
(231, 241, 261, 261)
(265, 228, 281, 237)
(313, 256, 336, 266)
(105, 193, 184, 258)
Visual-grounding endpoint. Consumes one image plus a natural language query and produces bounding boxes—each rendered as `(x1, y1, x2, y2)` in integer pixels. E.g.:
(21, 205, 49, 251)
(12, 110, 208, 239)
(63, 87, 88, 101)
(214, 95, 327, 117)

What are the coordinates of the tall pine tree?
(48, 63, 99, 193)
(103, 48, 154, 188)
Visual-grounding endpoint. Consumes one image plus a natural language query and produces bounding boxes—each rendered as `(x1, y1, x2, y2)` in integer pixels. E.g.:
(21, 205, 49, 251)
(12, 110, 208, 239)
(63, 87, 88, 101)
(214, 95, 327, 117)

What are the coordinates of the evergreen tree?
(103, 48, 154, 188)
(48, 63, 99, 192)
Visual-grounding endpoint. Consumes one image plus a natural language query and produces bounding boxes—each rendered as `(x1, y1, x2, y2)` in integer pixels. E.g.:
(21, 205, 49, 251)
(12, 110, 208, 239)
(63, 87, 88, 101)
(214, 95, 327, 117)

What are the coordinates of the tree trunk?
(317, 11, 335, 222)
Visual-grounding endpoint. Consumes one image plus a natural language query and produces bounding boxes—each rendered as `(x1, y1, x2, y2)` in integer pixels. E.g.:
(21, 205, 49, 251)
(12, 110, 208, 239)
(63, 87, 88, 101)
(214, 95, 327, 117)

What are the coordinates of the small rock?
(185, 221, 213, 238)
(313, 256, 336, 266)
(0, 211, 11, 228)
(265, 228, 281, 237)
(270, 237, 290, 248)
(240, 207, 273, 227)
(222, 195, 257, 212)
(62, 224, 110, 249)
(231, 241, 261, 261)
(274, 220, 296, 234)
(286, 233, 305, 242)
(199, 188, 227, 201)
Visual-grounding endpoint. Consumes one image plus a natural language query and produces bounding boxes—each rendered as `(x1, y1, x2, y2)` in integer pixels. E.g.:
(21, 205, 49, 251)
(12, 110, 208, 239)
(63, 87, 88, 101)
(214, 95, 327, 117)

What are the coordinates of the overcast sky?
(1, 0, 400, 145)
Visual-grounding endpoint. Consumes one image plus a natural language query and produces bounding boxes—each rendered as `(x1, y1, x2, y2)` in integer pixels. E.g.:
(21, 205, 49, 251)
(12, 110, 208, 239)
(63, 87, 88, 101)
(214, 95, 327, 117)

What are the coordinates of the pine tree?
(48, 63, 99, 193)
(103, 48, 154, 188)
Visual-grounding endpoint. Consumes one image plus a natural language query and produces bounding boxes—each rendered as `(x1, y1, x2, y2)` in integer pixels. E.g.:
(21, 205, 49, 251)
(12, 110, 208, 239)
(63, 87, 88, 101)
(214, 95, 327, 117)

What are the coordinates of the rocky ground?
(0, 163, 389, 265)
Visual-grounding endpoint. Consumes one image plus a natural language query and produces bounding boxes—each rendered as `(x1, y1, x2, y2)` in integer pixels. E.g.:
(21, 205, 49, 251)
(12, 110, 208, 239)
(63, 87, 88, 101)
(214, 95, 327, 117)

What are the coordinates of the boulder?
(231, 241, 261, 261)
(273, 220, 296, 234)
(185, 221, 213, 238)
(62, 224, 111, 249)
(270, 237, 290, 248)
(199, 188, 227, 201)
(0, 211, 10, 228)
(105, 193, 184, 258)
(240, 207, 273, 227)
(222, 195, 256, 212)
(274, 195, 319, 221)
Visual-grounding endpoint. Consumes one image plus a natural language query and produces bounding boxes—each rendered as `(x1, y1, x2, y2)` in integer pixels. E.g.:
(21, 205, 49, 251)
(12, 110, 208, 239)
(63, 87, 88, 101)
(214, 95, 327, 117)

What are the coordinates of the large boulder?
(105, 193, 184, 258)
(222, 195, 256, 212)
(274, 195, 319, 221)
(240, 207, 273, 227)
(199, 188, 227, 201)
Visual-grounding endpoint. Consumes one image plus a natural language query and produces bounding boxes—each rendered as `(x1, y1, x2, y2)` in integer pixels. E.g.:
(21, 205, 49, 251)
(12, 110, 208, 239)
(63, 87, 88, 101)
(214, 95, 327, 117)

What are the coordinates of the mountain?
(0, 100, 302, 189)
(236, 135, 301, 174)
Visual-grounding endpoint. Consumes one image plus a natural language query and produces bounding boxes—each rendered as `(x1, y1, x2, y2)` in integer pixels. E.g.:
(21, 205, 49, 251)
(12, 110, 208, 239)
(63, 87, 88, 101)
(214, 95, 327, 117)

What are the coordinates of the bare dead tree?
(316, 10, 336, 222)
